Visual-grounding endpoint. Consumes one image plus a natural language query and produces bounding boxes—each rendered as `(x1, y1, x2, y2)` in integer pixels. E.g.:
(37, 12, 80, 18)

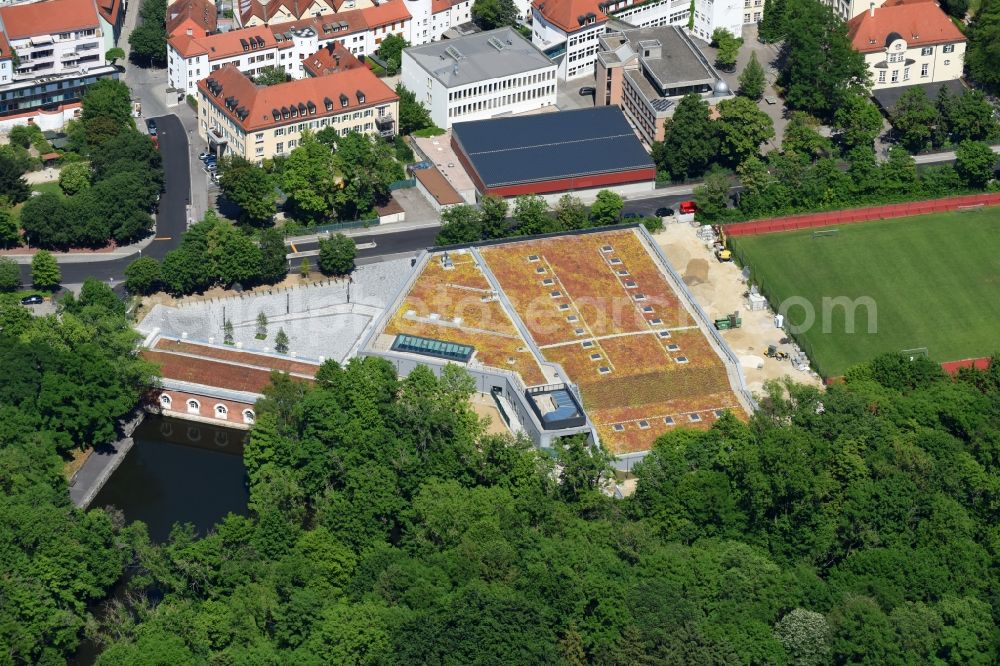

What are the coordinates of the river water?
(90, 414, 250, 543)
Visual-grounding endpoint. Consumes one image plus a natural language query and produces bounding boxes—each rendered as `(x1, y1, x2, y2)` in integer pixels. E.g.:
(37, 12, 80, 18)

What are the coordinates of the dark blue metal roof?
(452, 107, 654, 189)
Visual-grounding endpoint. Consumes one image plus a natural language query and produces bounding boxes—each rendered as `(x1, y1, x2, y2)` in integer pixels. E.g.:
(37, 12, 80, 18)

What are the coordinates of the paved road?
(19, 113, 190, 287)
(292, 225, 441, 260)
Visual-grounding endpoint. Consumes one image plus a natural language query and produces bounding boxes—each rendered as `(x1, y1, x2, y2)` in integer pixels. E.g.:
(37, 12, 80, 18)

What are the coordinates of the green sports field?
(730, 210, 1000, 377)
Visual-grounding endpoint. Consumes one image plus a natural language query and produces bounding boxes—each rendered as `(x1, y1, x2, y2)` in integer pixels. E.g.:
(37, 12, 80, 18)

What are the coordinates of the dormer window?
(290, 106, 297, 118)
(356, 89, 365, 104)
(324, 96, 333, 111)
(340, 93, 349, 107)
(281, 106, 290, 119)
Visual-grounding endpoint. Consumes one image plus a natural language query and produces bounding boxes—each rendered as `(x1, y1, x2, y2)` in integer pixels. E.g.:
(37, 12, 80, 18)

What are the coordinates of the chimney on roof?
(870, 2, 875, 17)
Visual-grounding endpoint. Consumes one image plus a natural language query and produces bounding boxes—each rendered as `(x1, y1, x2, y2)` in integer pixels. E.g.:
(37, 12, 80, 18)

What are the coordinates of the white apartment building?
(532, 0, 747, 80)
(237, 0, 473, 48)
(0, 0, 120, 129)
(401, 27, 556, 127)
(168, 3, 410, 95)
(405, 0, 473, 44)
(847, 0, 965, 90)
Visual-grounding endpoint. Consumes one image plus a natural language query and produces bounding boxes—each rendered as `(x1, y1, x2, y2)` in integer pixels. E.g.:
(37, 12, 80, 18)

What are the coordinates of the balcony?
(374, 115, 395, 138)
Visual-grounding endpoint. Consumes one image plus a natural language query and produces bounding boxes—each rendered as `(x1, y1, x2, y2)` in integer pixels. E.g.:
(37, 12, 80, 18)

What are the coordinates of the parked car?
(20, 295, 43, 305)
(203, 154, 217, 163)
(679, 200, 697, 214)
(198, 152, 213, 161)
(205, 163, 218, 172)
(655, 207, 674, 217)
(145, 119, 157, 136)
(579, 86, 596, 96)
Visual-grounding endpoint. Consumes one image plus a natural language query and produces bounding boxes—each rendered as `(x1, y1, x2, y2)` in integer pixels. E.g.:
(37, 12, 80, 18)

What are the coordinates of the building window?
(255, 132, 263, 143)
(944, 59, 951, 65)
(921, 46, 933, 56)
(276, 141, 284, 153)
(878, 70, 886, 83)
(159, 393, 172, 409)
(186, 399, 200, 414)
(215, 404, 229, 419)
(903, 67, 910, 81)
(890, 69, 898, 83)
(943, 44, 955, 53)
(921, 63, 929, 77)
(244, 409, 256, 424)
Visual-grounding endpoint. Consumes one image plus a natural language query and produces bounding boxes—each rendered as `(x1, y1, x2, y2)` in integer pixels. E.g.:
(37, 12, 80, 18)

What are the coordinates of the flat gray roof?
(609, 25, 718, 91)
(403, 27, 554, 89)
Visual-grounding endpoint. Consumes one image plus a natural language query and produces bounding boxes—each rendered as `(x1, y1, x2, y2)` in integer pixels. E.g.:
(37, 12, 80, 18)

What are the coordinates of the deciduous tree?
(124, 256, 162, 295)
(58, 162, 91, 196)
(589, 189, 624, 226)
(833, 93, 884, 150)
(219, 156, 277, 225)
(655, 94, 718, 180)
(436, 205, 483, 244)
(716, 95, 775, 166)
(954, 140, 996, 188)
(472, 0, 518, 29)
(281, 131, 336, 223)
(779, 0, 869, 120)
(30, 250, 61, 289)
(317, 233, 356, 276)
(892, 87, 939, 153)
(0, 256, 20, 291)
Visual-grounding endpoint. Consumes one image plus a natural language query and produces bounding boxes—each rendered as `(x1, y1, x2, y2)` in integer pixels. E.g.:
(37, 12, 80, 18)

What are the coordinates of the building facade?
(400, 27, 557, 128)
(595, 25, 727, 144)
(847, 0, 965, 90)
(196, 63, 398, 160)
(0, 0, 119, 129)
(532, 0, 748, 81)
(168, 3, 410, 95)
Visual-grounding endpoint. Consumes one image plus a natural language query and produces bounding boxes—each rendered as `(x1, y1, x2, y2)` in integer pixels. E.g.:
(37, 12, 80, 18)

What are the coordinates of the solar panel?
(451, 107, 654, 189)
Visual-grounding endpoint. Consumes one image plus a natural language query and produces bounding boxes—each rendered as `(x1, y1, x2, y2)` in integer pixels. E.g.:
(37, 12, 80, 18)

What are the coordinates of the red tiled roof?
(0, 32, 11, 61)
(199, 63, 398, 132)
(153, 339, 321, 376)
(167, 0, 218, 38)
(303, 41, 364, 77)
(170, 24, 293, 59)
(532, 0, 606, 33)
(0, 0, 99, 40)
(97, 0, 124, 26)
(847, 0, 965, 53)
(363, 0, 411, 27)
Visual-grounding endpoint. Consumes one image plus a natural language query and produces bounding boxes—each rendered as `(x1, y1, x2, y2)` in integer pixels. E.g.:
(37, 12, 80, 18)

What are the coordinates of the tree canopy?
(34, 351, 994, 665)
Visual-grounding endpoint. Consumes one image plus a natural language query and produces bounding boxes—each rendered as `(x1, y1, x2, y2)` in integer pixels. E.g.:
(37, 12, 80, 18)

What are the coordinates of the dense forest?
(1, 283, 998, 662)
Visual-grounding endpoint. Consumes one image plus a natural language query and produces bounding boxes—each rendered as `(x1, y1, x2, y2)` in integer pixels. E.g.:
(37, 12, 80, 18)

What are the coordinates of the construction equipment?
(714, 311, 742, 330)
(715, 247, 732, 262)
(765, 344, 790, 361)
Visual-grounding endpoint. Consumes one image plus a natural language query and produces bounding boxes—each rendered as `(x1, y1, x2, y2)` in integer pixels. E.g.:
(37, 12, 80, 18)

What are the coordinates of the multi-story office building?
(400, 27, 556, 128)
(847, 0, 965, 90)
(531, 0, 748, 81)
(595, 25, 727, 144)
(196, 63, 398, 160)
(0, 0, 121, 130)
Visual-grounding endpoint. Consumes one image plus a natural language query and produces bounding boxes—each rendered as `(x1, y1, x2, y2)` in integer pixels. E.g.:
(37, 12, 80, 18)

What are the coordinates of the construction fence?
(725, 192, 1000, 237)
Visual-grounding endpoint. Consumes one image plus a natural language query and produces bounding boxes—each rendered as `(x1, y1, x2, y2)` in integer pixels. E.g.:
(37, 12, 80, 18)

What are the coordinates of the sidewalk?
(284, 218, 442, 245)
(3, 234, 156, 263)
(69, 411, 145, 509)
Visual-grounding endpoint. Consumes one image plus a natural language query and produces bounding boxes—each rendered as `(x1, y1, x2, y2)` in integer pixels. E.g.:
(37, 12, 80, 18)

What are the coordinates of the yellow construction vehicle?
(714, 247, 733, 262)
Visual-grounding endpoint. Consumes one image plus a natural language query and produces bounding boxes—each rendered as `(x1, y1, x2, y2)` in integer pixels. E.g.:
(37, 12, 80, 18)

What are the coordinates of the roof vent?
(487, 36, 505, 51)
(445, 45, 464, 61)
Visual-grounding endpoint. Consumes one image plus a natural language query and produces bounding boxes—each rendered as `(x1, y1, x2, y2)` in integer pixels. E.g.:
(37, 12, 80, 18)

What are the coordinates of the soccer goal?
(901, 347, 929, 361)
(812, 228, 839, 239)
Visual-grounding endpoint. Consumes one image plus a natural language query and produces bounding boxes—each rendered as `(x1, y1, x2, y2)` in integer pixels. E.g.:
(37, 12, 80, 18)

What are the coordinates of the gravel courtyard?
(138, 259, 414, 363)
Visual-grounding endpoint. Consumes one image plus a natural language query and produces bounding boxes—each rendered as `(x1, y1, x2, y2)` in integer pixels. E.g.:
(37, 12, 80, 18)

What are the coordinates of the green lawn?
(730, 210, 1000, 377)
(31, 181, 63, 197)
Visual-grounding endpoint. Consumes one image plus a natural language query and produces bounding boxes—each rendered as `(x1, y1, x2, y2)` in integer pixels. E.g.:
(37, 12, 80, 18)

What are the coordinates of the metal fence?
(280, 218, 380, 236)
(389, 178, 416, 190)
